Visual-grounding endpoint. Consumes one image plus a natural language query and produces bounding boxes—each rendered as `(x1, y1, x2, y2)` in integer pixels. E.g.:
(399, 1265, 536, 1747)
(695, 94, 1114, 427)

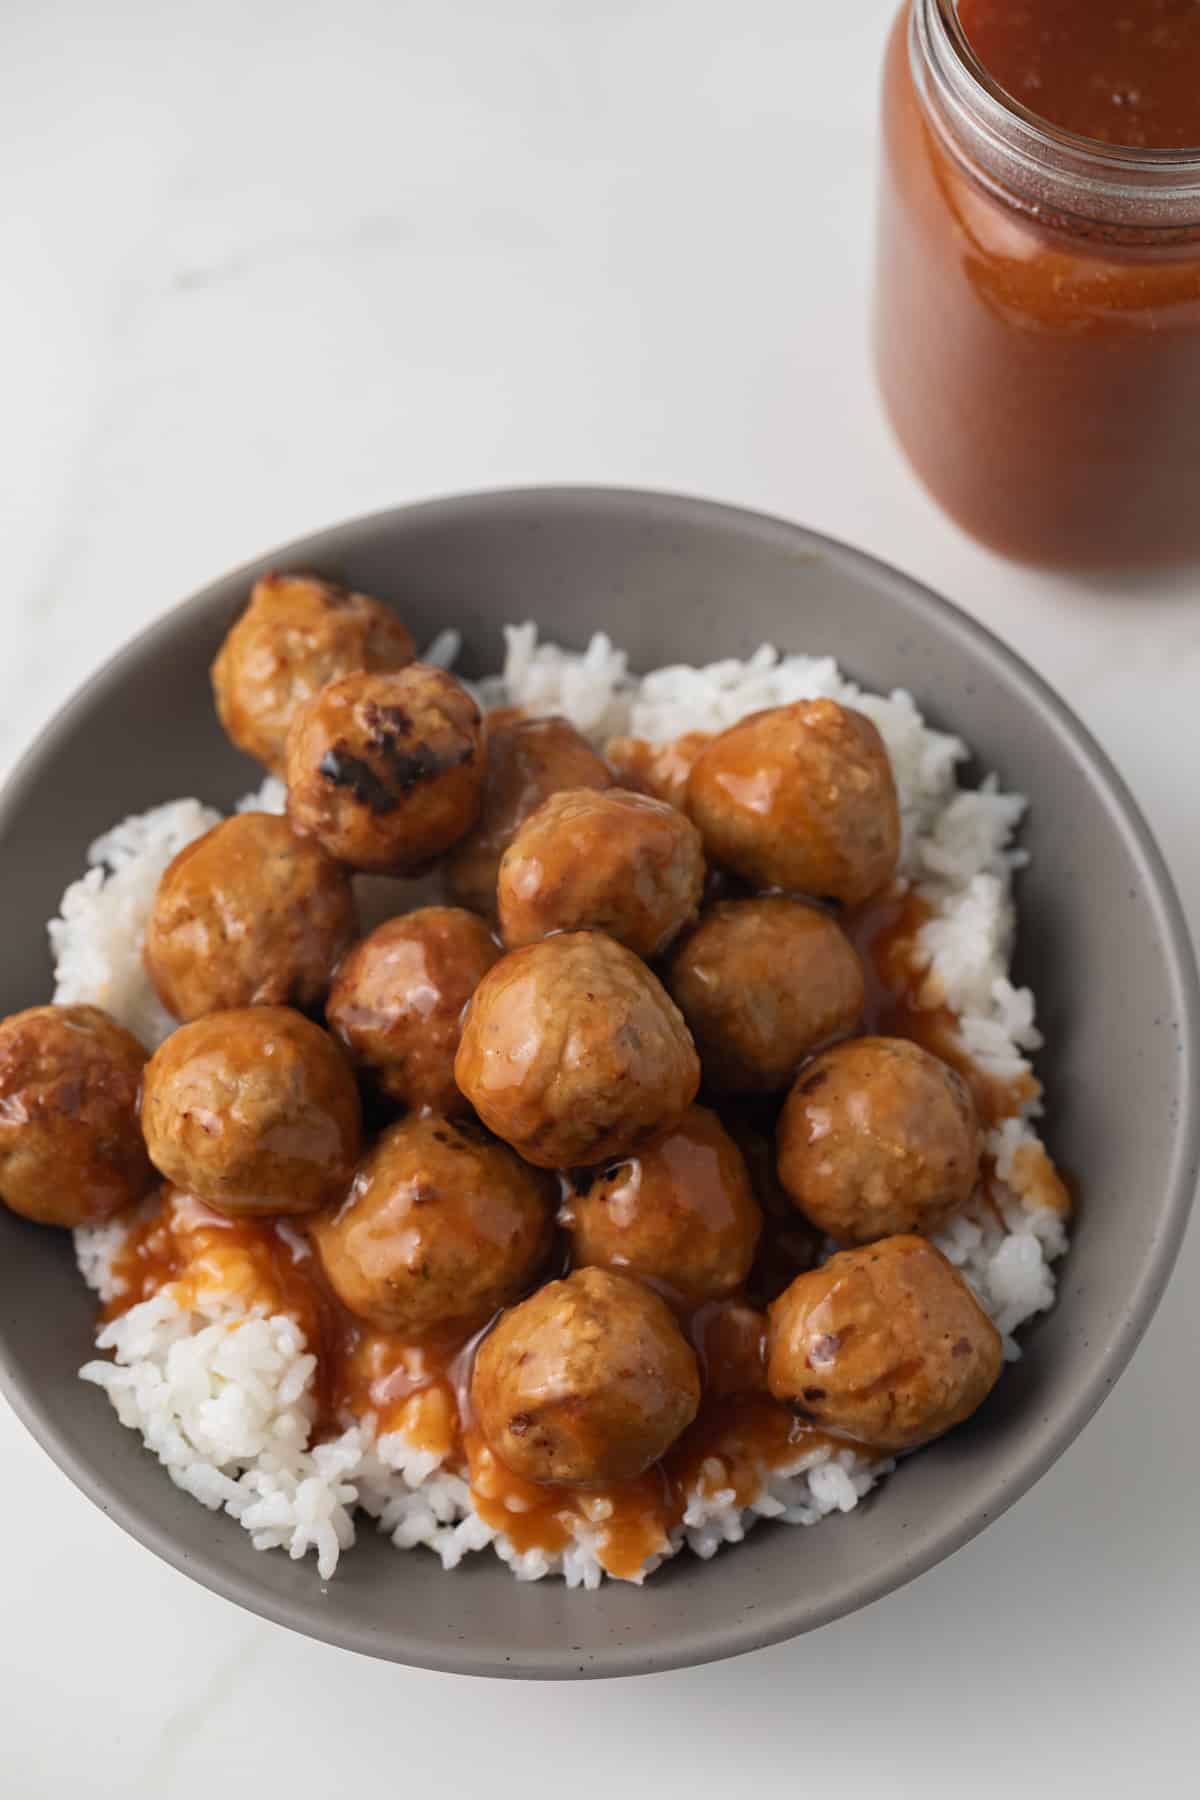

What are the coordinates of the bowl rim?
(2, 484, 1197, 1679)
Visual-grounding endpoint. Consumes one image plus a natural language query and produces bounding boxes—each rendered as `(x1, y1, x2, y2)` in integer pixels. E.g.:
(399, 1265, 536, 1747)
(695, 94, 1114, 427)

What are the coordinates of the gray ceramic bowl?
(1, 489, 1196, 1679)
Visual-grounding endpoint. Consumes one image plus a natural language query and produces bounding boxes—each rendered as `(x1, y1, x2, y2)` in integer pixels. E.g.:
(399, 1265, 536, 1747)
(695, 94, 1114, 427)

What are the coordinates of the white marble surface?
(2, 1, 1198, 1793)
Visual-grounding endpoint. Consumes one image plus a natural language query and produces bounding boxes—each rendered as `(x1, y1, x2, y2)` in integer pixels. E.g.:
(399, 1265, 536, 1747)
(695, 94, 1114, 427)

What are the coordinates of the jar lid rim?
(920, 0, 1200, 225)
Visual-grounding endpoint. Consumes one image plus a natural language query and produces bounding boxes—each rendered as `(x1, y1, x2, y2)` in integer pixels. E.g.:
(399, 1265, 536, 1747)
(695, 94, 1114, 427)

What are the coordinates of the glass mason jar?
(875, 0, 1200, 570)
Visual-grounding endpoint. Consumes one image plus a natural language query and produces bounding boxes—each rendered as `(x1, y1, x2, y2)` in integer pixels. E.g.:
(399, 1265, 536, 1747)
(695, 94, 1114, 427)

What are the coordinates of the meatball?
(497, 788, 705, 958)
(766, 1236, 1002, 1451)
(140, 1007, 361, 1216)
(665, 897, 864, 1093)
(285, 665, 485, 875)
(312, 1113, 553, 1338)
(211, 572, 415, 774)
(777, 1036, 980, 1243)
(0, 1005, 153, 1227)
(454, 932, 700, 1169)
(604, 732, 712, 811)
(471, 1267, 701, 1485)
(444, 713, 613, 917)
(687, 699, 901, 905)
(144, 812, 358, 1023)
(326, 906, 500, 1114)
(562, 1104, 762, 1302)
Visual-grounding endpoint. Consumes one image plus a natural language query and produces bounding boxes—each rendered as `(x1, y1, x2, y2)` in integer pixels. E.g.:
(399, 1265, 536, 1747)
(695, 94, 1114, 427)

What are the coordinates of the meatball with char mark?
(312, 1113, 553, 1339)
(326, 906, 500, 1116)
(777, 1036, 980, 1244)
(140, 1007, 361, 1216)
(286, 665, 485, 874)
(665, 896, 864, 1093)
(687, 699, 900, 905)
(471, 1267, 701, 1486)
(211, 572, 415, 774)
(498, 787, 705, 958)
(562, 1104, 762, 1303)
(144, 812, 358, 1023)
(767, 1236, 1002, 1451)
(0, 1005, 153, 1227)
(455, 931, 700, 1169)
(444, 713, 613, 918)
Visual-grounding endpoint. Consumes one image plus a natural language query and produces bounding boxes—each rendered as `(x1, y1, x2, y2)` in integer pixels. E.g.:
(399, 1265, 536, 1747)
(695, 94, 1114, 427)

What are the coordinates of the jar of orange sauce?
(875, 0, 1200, 570)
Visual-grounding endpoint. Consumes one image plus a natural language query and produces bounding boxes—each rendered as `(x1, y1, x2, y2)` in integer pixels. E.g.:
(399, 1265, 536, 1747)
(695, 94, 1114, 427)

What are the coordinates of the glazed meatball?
(498, 788, 705, 958)
(471, 1267, 701, 1485)
(285, 665, 485, 874)
(766, 1236, 1002, 1451)
(455, 932, 700, 1168)
(211, 572, 415, 774)
(140, 1007, 361, 1216)
(687, 699, 901, 905)
(777, 1036, 980, 1243)
(312, 1113, 553, 1338)
(665, 897, 864, 1093)
(443, 713, 613, 917)
(144, 812, 358, 1023)
(562, 1104, 762, 1302)
(0, 1005, 153, 1227)
(326, 906, 500, 1114)
(604, 732, 712, 811)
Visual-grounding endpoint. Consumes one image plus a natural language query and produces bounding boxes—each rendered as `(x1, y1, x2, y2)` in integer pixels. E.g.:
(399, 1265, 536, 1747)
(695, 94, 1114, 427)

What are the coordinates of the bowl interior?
(1, 488, 1195, 1678)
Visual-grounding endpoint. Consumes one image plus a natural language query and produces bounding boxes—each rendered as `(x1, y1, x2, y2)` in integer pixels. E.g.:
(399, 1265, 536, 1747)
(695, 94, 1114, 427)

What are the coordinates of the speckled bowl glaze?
(0, 489, 1196, 1678)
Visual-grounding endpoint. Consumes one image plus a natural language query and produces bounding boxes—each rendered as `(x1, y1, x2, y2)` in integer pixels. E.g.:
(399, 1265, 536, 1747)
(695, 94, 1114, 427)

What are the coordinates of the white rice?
(75, 1264, 887, 1590)
(236, 775, 287, 817)
(64, 625, 1069, 1585)
(51, 799, 223, 1047)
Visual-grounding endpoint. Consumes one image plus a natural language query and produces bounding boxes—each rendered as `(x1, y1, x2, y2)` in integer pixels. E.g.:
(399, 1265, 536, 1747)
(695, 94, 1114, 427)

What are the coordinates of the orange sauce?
(97, 874, 1062, 1579)
(667, 1391, 833, 1512)
(958, 0, 1200, 152)
(465, 1429, 670, 1576)
(605, 732, 713, 811)
(847, 885, 1039, 1127)
(107, 1190, 324, 1340)
(877, 5, 1200, 570)
(328, 1324, 461, 1455)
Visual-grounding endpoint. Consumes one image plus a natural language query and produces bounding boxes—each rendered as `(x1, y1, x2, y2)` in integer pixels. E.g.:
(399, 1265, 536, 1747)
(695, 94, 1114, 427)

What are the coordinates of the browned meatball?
(777, 1036, 980, 1244)
(143, 812, 358, 1023)
(766, 1236, 1002, 1451)
(140, 1007, 361, 1216)
(0, 1005, 153, 1227)
(498, 788, 705, 959)
(562, 1104, 762, 1302)
(443, 714, 613, 917)
(454, 932, 700, 1168)
(311, 1113, 553, 1338)
(211, 572, 415, 774)
(665, 897, 864, 1093)
(471, 1267, 701, 1485)
(285, 665, 485, 875)
(604, 732, 712, 811)
(326, 907, 500, 1114)
(687, 700, 901, 905)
